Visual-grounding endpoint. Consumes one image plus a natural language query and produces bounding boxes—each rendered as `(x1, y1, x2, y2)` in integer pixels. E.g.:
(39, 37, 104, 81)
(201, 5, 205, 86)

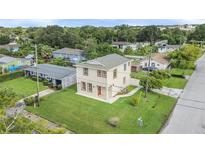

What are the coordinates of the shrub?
(24, 97, 35, 106)
(43, 80, 49, 86)
(0, 70, 24, 82)
(131, 96, 139, 106)
(107, 117, 120, 127)
(31, 76, 37, 81)
(47, 82, 54, 88)
(56, 84, 62, 90)
(139, 76, 162, 90)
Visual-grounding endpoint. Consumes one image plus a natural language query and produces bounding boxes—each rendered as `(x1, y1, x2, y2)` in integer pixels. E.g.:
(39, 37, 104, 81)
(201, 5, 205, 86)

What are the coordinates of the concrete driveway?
(162, 54, 205, 134)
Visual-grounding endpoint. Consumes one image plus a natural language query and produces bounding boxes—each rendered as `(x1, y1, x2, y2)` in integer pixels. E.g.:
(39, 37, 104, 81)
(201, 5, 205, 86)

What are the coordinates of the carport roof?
(24, 64, 76, 80)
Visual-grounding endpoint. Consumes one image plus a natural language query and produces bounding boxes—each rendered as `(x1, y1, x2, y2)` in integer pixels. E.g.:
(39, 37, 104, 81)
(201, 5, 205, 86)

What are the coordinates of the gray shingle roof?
(75, 54, 131, 70)
(0, 43, 20, 49)
(52, 48, 84, 55)
(24, 64, 76, 80)
(0, 56, 17, 64)
(112, 41, 131, 45)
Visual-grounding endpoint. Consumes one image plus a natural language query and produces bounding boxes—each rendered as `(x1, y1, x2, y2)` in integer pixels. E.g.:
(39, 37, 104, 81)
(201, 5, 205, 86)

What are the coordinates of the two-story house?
(52, 48, 86, 64)
(75, 54, 132, 103)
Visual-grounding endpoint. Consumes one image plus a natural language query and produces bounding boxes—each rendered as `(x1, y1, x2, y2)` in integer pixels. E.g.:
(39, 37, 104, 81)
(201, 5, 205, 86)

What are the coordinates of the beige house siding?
(76, 61, 131, 103)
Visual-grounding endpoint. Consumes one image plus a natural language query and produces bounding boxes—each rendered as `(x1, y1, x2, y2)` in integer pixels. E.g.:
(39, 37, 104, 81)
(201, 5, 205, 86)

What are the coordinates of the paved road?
(162, 54, 205, 134)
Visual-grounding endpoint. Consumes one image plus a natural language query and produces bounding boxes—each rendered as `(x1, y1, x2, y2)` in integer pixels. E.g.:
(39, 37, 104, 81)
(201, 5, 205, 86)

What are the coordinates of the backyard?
(26, 84, 177, 134)
(0, 77, 47, 99)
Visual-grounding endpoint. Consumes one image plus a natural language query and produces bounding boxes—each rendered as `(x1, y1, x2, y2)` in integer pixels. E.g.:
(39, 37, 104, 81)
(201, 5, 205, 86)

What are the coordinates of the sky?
(0, 19, 205, 27)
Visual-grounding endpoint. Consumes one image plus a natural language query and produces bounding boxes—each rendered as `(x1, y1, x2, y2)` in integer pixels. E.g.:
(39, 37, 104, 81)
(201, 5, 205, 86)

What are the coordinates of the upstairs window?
(83, 68, 88, 76)
(97, 70, 107, 78)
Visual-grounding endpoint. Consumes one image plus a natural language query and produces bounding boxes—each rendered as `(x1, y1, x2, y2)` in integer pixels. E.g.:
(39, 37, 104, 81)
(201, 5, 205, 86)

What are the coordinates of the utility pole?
(34, 44, 40, 107)
(144, 50, 151, 99)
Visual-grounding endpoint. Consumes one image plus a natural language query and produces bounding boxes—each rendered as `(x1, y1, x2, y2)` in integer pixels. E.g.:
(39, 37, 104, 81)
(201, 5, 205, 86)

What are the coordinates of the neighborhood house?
(140, 53, 170, 70)
(75, 54, 132, 103)
(24, 64, 76, 89)
(0, 42, 20, 52)
(0, 55, 31, 73)
(158, 44, 181, 53)
(52, 48, 86, 64)
(112, 41, 150, 51)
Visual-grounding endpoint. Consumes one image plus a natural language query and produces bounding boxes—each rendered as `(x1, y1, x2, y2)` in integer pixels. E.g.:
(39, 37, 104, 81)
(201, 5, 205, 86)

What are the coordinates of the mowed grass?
(26, 85, 176, 134)
(170, 68, 194, 76)
(162, 77, 187, 89)
(0, 77, 47, 99)
(131, 71, 188, 89)
(131, 71, 147, 79)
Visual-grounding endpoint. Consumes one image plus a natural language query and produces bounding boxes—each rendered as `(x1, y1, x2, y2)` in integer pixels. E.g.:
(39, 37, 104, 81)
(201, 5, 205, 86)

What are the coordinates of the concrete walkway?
(6, 89, 73, 134)
(162, 54, 205, 134)
(152, 87, 183, 98)
(130, 78, 182, 98)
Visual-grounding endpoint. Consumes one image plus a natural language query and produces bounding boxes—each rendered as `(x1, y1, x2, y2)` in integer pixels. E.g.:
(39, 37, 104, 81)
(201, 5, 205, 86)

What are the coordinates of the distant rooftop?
(24, 64, 76, 80)
(75, 54, 131, 70)
(151, 53, 170, 64)
(0, 42, 20, 49)
(112, 41, 131, 45)
(52, 48, 84, 55)
(0, 55, 17, 64)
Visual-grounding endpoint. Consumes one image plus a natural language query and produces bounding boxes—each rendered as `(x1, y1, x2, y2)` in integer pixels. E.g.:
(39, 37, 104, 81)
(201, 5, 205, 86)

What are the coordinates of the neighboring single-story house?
(24, 64, 76, 89)
(0, 42, 20, 52)
(112, 41, 150, 52)
(0, 55, 31, 74)
(155, 40, 168, 47)
(140, 53, 170, 70)
(158, 44, 181, 53)
(52, 48, 86, 64)
(75, 54, 132, 103)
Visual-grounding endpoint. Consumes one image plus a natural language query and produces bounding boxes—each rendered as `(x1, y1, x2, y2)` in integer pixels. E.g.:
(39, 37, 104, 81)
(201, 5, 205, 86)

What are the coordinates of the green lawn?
(131, 71, 188, 89)
(170, 68, 194, 76)
(131, 71, 147, 79)
(162, 77, 188, 89)
(26, 85, 177, 134)
(0, 77, 47, 99)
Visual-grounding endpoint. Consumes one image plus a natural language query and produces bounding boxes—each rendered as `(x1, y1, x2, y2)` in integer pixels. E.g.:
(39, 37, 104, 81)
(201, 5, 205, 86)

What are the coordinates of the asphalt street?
(162, 54, 205, 134)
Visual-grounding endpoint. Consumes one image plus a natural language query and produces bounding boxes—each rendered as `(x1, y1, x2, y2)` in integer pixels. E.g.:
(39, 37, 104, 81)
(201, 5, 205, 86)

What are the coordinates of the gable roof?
(0, 56, 17, 64)
(24, 64, 76, 80)
(52, 48, 84, 55)
(112, 41, 131, 46)
(75, 54, 131, 70)
(151, 53, 170, 64)
(0, 43, 20, 49)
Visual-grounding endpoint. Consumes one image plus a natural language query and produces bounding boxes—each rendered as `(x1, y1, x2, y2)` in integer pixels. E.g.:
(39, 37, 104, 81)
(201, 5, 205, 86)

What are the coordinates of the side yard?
(131, 69, 190, 89)
(26, 84, 177, 134)
(0, 77, 47, 99)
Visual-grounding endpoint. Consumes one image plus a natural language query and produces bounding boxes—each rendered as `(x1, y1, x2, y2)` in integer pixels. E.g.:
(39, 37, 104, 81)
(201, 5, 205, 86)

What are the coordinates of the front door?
(97, 86, 102, 96)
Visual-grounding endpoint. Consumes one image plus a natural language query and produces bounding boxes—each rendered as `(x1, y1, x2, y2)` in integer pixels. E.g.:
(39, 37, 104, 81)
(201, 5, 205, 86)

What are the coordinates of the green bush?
(131, 96, 139, 106)
(0, 71, 24, 82)
(43, 80, 49, 86)
(24, 97, 35, 106)
(56, 84, 62, 90)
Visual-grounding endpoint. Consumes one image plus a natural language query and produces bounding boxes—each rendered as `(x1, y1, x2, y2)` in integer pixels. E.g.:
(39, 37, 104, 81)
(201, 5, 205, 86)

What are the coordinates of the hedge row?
(0, 71, 24, 82)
